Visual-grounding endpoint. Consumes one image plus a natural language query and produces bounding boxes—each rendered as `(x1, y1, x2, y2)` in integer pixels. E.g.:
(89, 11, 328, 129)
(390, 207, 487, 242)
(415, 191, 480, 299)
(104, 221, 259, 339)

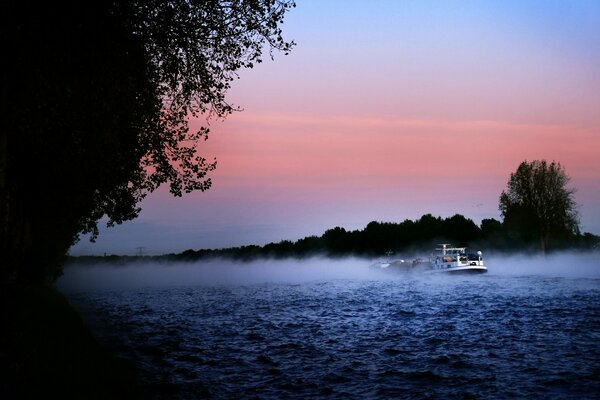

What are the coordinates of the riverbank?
(1, 283, 145, 399)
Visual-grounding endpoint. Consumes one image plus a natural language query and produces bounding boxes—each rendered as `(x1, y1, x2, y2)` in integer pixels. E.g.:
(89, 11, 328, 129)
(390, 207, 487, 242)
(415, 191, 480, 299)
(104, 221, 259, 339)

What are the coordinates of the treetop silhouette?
(1, 0, 295, 282)
(499, 160, 579, 252)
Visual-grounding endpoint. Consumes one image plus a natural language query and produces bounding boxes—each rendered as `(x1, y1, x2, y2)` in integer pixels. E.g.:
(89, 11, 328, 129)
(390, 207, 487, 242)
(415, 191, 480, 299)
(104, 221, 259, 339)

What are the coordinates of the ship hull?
(424, 266, 487, 274)
(371, 263, 487, 275)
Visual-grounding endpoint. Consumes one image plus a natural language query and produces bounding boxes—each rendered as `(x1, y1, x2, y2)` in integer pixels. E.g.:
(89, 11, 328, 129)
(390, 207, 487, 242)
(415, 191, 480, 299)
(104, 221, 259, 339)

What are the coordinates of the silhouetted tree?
(441, 214, 481, 245)
(480, 218, 502, 237)
(294, 236, 323, 255)
(413, 214, 444, 242)
(362, 222, 389, 254)
(1, 0, 295, 283)
(499, 160, 579, 252)
(322, 227, 349, 255)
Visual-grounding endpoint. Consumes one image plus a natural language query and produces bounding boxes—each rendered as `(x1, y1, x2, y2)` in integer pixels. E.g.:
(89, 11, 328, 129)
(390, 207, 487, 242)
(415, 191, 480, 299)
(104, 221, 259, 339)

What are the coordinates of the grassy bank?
(1, 283, 145, 399)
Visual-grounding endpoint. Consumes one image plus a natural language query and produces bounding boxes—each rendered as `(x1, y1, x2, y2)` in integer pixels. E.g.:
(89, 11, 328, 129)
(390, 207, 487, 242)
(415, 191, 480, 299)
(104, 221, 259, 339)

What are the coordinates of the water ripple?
(67, 274, 600, 399)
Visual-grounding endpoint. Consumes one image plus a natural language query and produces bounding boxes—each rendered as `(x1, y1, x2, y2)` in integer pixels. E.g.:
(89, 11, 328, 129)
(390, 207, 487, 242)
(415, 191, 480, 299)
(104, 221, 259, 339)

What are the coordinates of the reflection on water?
(59, 255, 600, 399)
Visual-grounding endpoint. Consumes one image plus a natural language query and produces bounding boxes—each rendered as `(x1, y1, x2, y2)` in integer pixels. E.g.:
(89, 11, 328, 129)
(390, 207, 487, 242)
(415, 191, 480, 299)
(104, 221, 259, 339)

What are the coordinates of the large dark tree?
(1, 0, 295, 283)
(499, 160, 579, 252)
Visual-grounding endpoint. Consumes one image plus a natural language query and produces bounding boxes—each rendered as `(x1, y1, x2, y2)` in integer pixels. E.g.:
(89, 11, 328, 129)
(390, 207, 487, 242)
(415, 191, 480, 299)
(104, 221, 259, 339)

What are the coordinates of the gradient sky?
(71, 0, 600, 256)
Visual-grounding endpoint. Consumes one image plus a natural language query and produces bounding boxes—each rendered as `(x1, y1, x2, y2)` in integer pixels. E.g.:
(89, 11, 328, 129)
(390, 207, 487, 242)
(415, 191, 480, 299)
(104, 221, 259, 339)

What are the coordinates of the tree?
(1, 0, 295, 283)
(322, 227, 349, 255)
(441, 214, 481, 245)
(499, 160, 579, 252)
(480, 218, 502, 238)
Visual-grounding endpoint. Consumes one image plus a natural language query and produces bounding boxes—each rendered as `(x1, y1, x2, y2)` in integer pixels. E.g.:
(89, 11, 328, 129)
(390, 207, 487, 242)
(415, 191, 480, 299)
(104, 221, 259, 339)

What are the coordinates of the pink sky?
(71, 1, 600, 255)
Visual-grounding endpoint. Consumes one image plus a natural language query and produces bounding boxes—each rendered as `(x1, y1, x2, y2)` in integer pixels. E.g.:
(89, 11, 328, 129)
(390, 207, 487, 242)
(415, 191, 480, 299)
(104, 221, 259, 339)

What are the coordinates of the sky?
(70, 0, 600, 256)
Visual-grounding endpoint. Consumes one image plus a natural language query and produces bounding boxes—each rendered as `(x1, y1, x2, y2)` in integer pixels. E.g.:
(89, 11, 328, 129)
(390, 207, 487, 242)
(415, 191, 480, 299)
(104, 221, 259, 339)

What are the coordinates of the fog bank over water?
(57, 252, 600, 293)
(488, 251, 600, 278)
(58, 257, 375, 293)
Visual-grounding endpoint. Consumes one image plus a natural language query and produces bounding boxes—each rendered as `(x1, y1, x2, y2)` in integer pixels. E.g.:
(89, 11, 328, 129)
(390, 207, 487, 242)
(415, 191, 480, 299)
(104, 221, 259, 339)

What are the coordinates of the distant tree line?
(70, 159, 598, 265)
(70, 213, 599, 265)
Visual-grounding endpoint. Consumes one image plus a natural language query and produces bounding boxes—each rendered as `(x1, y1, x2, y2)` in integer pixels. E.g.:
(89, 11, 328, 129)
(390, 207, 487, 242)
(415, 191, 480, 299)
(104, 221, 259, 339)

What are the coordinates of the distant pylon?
(135, 246, 146, 256)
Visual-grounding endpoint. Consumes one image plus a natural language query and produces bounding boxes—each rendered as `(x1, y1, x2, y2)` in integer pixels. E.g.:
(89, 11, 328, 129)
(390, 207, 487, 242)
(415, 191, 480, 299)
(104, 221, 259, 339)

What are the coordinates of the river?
(58, 253, 600, 399)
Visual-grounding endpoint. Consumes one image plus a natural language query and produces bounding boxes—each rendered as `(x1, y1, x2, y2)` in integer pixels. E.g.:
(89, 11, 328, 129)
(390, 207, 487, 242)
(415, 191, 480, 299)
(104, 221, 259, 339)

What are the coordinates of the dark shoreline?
(1, 283, 145, 399)
(67, 214, 600, 264)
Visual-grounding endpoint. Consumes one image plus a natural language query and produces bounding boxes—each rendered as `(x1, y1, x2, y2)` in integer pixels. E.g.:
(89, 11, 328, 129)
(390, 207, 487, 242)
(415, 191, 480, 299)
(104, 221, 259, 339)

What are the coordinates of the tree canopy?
(499, 160, 579, 252)
(161, 214, 489, 261)
(68, 209, 598, 264)
(1, 0, 295, 283)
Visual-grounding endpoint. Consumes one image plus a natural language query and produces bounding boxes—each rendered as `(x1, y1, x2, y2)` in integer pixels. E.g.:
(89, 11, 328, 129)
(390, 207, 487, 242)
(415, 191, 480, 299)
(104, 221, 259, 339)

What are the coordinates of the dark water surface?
(59, 257, 600, 399)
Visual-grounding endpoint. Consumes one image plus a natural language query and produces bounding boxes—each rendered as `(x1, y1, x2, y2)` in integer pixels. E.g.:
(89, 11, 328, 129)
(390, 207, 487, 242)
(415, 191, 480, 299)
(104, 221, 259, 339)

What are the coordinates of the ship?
(371, 244, 487, 274)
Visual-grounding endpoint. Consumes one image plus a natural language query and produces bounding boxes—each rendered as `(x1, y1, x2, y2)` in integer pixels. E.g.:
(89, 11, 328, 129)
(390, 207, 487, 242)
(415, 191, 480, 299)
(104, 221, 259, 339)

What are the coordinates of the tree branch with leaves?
(2, 0, 295, 283)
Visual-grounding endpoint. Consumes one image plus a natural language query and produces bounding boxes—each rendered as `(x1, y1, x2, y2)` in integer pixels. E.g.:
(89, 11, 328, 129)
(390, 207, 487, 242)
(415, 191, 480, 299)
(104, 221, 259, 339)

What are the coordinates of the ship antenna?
(436, 243, 451, 255)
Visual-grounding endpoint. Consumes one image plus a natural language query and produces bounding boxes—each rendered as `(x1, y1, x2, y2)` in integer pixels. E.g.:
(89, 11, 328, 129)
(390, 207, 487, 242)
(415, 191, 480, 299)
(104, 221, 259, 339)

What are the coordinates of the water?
(59, 256, 600, 399)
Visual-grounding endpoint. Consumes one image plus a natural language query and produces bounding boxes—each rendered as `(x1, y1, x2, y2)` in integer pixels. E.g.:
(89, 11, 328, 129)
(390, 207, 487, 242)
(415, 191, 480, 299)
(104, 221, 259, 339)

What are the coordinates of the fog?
(56, 252, 600, 294)
(57, 257, 378, 293)
(486, 251, 600, 277)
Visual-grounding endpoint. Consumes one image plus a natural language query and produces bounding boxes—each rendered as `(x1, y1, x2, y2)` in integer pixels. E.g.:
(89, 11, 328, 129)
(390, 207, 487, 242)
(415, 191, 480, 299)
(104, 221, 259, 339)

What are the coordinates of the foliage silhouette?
(499, 160, 579, 252)
(70, 211, 598, 265)
(1, 0, 295, 283)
